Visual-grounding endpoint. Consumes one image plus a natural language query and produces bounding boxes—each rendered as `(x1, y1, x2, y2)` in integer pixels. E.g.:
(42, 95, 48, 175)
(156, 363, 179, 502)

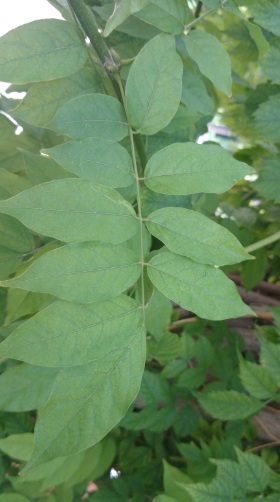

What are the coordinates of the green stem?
(67, 0, 118, 84)
(134, 134, 148, 175)
(245, 231, 280, 254)
(116, 75, 146, 325)
(184, 7, 217, 31)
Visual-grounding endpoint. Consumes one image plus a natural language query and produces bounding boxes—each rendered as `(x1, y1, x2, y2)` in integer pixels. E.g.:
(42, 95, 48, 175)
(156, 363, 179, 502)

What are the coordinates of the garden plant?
(0, 0, 280, 500)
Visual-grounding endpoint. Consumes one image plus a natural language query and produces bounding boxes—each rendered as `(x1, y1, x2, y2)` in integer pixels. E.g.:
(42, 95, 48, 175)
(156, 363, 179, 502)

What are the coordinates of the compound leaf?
(197, 390, 262, 420)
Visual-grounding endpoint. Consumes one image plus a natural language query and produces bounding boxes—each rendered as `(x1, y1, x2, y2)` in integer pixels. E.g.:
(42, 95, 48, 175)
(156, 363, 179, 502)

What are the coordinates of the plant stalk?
(245, 231, 280, 254)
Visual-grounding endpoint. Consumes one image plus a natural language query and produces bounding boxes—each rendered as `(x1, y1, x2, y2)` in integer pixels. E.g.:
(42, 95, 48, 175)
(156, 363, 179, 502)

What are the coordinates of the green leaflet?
(184, 30, 232, 96)
(20, 150, 74, 185)
(44, 138, 134, 188)
(144, 143, 253, 195)
(186, 478, 232, 502)
(0, 214, 34, 280)
(147, 251, 252, 320)
(104, 0, 149, 37)
(0, 179, 138, 244)
(211, 459, 245, 499)
(254, 155, 280, 203)
(249, 0, 280, 36)
(0, 495, 30, 502)
(261, 39, 280, 84)
(259, 337, 280, 385)
(0, 296, 141, 367)
(0, 364, 57, 412)
(0, 433, 34, 461)
(0, 242, 141, 303)
(254, 94, 280, 142)
(235, 448, 270, 493)
(24, 327, 146, 469)
(153, 496, 177, 502)
(145, 207, 252, 266)
(163, 460, 192, 501)
(239, 357, 278, 400)
(11, 67, 102, 127)
(0, 20, 88, 84)
(0, 168, 32, 200)
(135, 0, 189, 34)
(197, 390, 262, 420)
(125, 34, 183, 134)
(47, 93, 128, 141)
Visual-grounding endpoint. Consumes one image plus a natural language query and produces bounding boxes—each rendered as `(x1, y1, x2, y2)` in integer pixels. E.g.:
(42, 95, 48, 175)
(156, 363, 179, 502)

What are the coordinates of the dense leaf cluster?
(0, 0, 280, 500)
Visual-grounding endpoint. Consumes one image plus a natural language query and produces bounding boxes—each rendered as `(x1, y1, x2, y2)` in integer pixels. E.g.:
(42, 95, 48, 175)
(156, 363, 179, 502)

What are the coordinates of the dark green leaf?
(235, 447, 270, 493)
(0, 214, 34, 280)
(254, 94, 280, 142)
(261, 39, 280, 84)
(239, 356, 278, 399)
(197, 390, 262, 420)
(249, 1, 280, 36)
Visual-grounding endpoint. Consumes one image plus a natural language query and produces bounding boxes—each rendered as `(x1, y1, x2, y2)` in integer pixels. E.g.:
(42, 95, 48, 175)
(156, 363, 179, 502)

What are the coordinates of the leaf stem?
(245, 231, 280, 254)
(184, 8, 217, 32)
(116, 75, 146, 325)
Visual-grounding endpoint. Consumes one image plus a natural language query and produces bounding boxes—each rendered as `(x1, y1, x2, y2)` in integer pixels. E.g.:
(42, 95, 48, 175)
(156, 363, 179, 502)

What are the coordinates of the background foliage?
(0, 0, 280, 500)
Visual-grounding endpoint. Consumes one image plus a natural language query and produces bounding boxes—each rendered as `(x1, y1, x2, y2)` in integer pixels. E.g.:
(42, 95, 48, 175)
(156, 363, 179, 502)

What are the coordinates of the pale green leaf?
(254, 94, 280, 142)
(153, 496, 177, 502)
(11, 67, 102, 127)
(47, 93, 128, 141)
(147, 331, 183, 364)
(186, 478, 233, 502)
(0, 495, 30, 502)
(235, 447, 270, 493)
(144, 143, 253, 195)
(0, 20, 88, 84)
(0, 214, 34, 280)
(0, 364, 57, 412)
(44, 138, 134, 187)
(145, 290, 172, 339)
(0, 433, 33, 461)
(21, 150, 74, 185)
(210, 459, 245, 499)
(249, 0, 280, 36)
(104, 0, 149, 37)
(0, 296, 141, 367)
(146, 207, 252, 266)
(181, 63, 215, 116)
(246, 21, 269, 60)
(125, 34, 183, 134)
(0, 179, 138, 244)
(254, 156, 280, 203)
(0, 243, 141, 303)
(261, 39, 280, 84)
(0, 168, 32, 200)
(259, 337, 280, 385)
(147, 251, 252, 320)
(136, 0, 189, 34)
(184, 31, 232, 96)
(24, 327, 146, 469)
(197, 390, 262, 420)
(239, 357, 278, 399)
(163, 460, 192, 502)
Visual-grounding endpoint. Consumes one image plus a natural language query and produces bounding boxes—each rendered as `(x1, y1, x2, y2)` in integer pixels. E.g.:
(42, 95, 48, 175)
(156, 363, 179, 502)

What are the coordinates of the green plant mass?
(0, 0, 280, 500)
